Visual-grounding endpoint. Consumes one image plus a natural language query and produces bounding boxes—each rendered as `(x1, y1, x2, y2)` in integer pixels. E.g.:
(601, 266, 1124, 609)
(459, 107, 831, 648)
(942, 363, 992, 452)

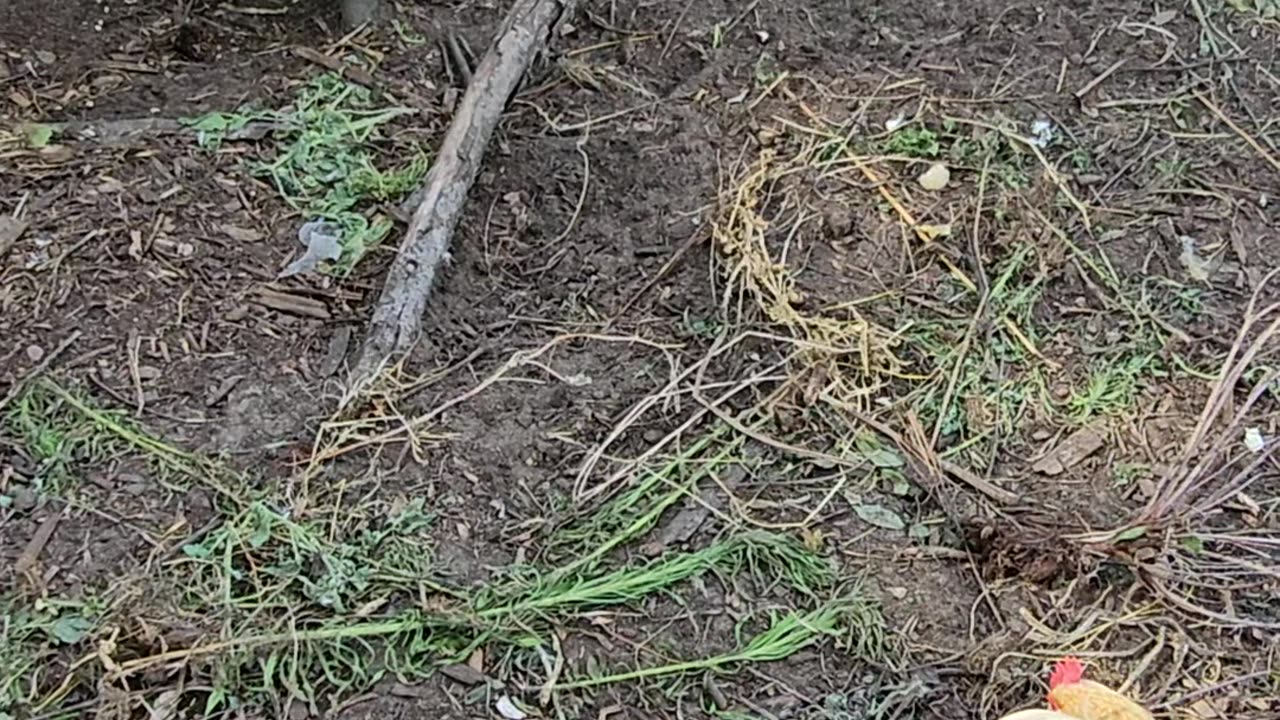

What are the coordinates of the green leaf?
(854, 504, 906, 531)
(1114, 526, 1147, 542)
(1180, 535, 1205, 555)
(854, 433, 904, 468)
(24, 123, 54, 148)
(182, 543, 212, 559)
(908, 522, 931, 540)
(50, 615, 92, 644)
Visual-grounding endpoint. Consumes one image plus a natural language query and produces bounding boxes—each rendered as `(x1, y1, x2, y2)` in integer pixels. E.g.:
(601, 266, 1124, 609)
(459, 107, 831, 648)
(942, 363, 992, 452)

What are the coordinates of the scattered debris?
(279, 220, 343, 278)
(1244, 427, 1265, 453)
(1178, 235, 1214, 282)
(1030, 120, 1055, 148)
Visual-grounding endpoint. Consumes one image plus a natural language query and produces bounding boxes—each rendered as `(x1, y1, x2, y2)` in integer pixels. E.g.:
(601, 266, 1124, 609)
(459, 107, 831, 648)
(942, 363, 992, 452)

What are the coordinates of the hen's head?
(1046, 657, 1084, 709)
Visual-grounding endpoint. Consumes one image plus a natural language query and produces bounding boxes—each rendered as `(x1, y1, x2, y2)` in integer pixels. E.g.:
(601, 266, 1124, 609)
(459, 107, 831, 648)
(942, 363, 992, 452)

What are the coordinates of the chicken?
(999, 712, 1085, 720)
(1044, 658, 1154, 720)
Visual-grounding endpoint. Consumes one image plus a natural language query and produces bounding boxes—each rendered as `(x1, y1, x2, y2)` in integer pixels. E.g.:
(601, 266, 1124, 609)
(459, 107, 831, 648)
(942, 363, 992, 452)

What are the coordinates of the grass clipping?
(1, 385, 883, 715)
(714, 133, 901, 399)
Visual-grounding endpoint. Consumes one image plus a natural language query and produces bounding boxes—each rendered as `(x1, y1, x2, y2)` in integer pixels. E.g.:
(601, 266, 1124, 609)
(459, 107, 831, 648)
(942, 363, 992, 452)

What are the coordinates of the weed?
(753, 52, 781, 86)
(1064, 353, 1160, 423)
(186, 73, 429, 273)
(3, 380, 209, 495)
(882, 126, 940, 158)
(1224, 0, 1279, 20)
(0, 595, 106, 713)
(1066, 147, 1092, 173)
(1112, 462, 1150, 489)
(1154, 155, 1191, 184)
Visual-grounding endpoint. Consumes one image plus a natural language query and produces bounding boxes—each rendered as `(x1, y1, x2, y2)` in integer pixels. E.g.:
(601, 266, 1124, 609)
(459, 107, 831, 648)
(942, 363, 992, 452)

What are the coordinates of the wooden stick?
(352, 0, 577, 388)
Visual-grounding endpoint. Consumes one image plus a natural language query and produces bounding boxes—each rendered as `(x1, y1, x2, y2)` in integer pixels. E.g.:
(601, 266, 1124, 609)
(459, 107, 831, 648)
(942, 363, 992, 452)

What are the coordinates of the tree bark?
(351, 0, 575, 387)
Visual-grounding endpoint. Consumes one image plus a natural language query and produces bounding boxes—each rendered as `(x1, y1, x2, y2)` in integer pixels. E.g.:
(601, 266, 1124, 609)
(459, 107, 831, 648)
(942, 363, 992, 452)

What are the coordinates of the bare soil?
(3, 0, 1279, 719)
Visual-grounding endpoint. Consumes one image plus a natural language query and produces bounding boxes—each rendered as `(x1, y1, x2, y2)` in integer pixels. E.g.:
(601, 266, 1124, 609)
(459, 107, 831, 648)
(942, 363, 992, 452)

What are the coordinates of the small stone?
(917, 163, 951, 191)
(25, 345, 44, 363)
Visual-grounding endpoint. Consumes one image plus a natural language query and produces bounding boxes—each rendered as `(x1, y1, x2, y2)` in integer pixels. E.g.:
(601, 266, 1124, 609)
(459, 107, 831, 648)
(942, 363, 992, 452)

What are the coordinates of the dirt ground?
(3, 0, 1280, 719)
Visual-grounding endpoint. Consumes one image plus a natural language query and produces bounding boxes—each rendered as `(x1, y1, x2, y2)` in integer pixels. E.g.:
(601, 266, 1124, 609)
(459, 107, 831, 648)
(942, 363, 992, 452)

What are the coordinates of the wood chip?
(0, 215, 28, 258)
(250, 287, 331, 319)
(1032, 423, 1106, 475)
(220, 224, 264, 243)
(15, 511, 62, 575)
(318, 326, 352, 377)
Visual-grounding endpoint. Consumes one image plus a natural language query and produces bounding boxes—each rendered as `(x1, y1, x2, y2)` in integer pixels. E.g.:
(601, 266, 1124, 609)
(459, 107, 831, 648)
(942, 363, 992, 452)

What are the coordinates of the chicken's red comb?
(1049, 657, 1085, 689)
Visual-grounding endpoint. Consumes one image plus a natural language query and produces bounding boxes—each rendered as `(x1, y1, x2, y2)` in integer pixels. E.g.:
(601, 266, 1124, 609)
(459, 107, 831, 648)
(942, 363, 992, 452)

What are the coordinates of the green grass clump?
(5, 380, 237, 500)
(882, 126, 940, 158)
(2, 386, 877, 716)
(186, 73, 430, 274)
(0, 596, 107, 714)
(1063, 353, 1161, 424)
(177, 498, 442, 617)
(555, 594, 882, 690)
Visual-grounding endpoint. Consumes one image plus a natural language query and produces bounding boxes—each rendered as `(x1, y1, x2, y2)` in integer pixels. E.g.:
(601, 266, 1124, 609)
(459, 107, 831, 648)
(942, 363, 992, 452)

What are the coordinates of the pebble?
(11, 485, 37, 512)
(25, 344, 44, 362)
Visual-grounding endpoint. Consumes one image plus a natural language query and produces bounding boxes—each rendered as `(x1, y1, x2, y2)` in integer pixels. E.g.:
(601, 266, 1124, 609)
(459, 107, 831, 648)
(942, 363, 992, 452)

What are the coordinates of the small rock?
(137, 365, 163, 381)
(25, 345, 44, 363)
(888, 586, 909, 600)
(917, 163, 951, 191)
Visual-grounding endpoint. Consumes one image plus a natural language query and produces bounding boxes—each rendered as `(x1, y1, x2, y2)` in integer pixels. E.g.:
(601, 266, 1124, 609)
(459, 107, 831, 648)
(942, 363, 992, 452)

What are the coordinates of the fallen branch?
(351, 0, 577, 390)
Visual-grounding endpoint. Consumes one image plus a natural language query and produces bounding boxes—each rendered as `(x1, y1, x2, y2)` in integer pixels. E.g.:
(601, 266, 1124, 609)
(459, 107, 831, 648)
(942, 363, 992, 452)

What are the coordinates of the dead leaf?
(439, 663, 487, 686)
(916, 223, 952, 241)
(495, 695, 528, 720)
